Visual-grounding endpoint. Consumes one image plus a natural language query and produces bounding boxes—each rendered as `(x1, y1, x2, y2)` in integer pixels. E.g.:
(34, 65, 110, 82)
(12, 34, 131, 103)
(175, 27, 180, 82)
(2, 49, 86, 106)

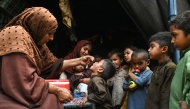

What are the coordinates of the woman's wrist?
(48, 83, 59, 95)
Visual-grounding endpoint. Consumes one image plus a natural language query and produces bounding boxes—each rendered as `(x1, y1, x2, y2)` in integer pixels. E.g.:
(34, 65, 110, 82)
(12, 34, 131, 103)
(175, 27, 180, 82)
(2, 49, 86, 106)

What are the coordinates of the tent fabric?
(118, 0, 190, 43)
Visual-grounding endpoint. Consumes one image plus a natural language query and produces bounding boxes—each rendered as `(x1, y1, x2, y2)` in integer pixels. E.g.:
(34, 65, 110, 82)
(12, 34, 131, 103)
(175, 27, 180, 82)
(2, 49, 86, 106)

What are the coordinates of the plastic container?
(45, 79, 70, 90)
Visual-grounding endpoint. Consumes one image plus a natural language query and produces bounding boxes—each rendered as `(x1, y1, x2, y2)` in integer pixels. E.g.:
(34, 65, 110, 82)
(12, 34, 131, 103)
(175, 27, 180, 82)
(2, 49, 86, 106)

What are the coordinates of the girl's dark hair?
(107, 48, 123, 59)
(124, 45, 138, 51)
(84, 41, 92, 47)
(169, 10, 190, 36)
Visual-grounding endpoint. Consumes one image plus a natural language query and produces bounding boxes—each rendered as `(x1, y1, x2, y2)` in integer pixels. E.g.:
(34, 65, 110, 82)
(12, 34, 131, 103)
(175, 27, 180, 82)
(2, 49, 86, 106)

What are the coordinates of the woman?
(0, 7, 94, 109)
(63, 40, 92, 75)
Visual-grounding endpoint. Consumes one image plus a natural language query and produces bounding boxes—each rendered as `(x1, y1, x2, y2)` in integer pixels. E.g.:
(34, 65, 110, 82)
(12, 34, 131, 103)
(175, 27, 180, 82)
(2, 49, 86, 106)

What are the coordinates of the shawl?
(63, 40, 89, 74)
(0, 7, 58, 74)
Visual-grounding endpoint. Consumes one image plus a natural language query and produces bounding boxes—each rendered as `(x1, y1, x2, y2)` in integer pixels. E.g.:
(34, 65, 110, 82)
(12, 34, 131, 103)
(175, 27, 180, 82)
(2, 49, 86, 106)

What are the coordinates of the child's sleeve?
(136, 70, 152, 86)
(87, 79, 108, 104)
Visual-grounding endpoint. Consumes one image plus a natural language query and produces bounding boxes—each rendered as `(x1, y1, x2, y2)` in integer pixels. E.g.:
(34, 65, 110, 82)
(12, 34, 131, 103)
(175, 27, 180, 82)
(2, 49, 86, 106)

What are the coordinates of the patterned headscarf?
(0, 7, 58, 74)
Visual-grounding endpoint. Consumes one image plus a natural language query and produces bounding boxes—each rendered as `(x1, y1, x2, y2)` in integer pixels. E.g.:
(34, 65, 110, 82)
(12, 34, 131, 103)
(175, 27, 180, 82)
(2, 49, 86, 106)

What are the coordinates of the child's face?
(148, 41, 163, 60)
(109, 53, 123, 70)
(170, 25, 190, 50)
(80, 45, 91, 57)
(131, 55, 149, 72)
(124, 48, 133, 63)
(90, 60, 104, 73)
(74, 65, 85, 72)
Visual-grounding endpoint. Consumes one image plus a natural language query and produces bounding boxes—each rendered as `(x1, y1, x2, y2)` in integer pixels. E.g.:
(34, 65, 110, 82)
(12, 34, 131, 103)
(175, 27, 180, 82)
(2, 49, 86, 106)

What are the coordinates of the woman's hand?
(55, 87, 73, 103)
(80, 55, 94, 66)
(48, 84, 73, 102)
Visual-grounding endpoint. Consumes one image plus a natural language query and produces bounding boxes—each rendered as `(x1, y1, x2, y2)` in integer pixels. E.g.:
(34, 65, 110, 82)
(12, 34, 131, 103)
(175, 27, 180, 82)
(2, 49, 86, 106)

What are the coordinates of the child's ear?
(146, 59, 150, 66)
(98, 67, 104, 73)
(162, 46, 168, 53)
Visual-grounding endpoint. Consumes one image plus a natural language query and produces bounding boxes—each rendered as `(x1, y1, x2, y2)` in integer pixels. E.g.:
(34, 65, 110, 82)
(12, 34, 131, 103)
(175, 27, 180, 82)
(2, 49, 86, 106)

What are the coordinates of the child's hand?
(79, 78, 90, 84)
(124, 74, 130, 80)
(179, 101, 188, 109)
(77, 97, 87, 107)
(128, 85, 138, 91)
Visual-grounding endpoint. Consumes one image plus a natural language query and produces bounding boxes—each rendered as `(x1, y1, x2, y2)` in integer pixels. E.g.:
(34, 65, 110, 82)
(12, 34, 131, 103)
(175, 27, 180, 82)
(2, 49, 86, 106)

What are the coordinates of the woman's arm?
(60, 55, 94, 72)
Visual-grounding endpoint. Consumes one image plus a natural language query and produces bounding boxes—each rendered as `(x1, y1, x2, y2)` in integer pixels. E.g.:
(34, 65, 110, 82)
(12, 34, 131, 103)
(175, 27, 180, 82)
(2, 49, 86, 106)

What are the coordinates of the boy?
(145, 32, 176, 109)
(77, 59, 116, 109)
(123, 49, 152, 109)
(169, 11, 190, 109)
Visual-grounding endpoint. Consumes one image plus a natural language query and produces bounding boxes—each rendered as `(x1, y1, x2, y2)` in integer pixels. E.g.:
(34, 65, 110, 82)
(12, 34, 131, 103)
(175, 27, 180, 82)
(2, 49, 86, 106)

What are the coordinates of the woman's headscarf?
(0, 7, 58, 74)
(63, 40, 90, 74)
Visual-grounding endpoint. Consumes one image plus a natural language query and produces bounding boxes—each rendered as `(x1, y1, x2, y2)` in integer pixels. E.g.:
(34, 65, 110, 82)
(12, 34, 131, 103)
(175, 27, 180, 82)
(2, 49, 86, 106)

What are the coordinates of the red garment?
(63, 40, 89, 75)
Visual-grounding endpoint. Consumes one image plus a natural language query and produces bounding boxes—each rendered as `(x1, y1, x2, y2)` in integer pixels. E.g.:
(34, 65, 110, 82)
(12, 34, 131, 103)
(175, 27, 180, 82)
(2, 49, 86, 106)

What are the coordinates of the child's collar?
(180, 48, 190, 58)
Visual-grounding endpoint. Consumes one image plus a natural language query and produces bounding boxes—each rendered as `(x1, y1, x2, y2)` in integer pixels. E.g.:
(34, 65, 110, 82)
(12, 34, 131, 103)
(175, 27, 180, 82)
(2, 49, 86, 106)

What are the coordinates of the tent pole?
(168, 0, 180, 64)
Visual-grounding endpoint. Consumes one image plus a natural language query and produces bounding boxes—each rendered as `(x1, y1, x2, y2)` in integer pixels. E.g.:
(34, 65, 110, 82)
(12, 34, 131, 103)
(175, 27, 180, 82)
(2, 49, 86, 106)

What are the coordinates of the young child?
(123, 49, 152, 109)
(145, 32, 176, 109)
(77, 59, 116, 109)
(121, 45, 138, 109)
(169, 11, 190, 109)
(93, 54, 103, 62)
(69, 65, 90, 97)
(107, 48, 128, 109)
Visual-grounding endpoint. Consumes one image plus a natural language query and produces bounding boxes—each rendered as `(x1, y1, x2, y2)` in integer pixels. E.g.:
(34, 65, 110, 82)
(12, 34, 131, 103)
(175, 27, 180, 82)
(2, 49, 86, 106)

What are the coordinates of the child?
(145, 32, 176, 109)
(121, 45, 138, 109)
(77, 59, 116, 109)
(69, 65, 90, 97)
(107, 48, 128, 109)
(169, 11, 190, 109)
(93, 54, 103, 62)
(123, 49, 152, 109)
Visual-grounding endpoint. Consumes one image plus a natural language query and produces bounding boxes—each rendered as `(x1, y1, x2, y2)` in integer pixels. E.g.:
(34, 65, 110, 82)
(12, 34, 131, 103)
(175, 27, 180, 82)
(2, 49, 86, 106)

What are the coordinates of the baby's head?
(90, 59, 116, 80)
(131, 49, 150, 72)
(93, 54, 103, 62)
(73, 65, 85, 73)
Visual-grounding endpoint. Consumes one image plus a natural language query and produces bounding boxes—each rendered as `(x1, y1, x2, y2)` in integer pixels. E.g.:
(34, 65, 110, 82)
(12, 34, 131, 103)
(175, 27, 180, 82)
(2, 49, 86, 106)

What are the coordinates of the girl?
(107, 48, 127, 109)
(60, 40, 92, 79)
(121, 45, 138, 109)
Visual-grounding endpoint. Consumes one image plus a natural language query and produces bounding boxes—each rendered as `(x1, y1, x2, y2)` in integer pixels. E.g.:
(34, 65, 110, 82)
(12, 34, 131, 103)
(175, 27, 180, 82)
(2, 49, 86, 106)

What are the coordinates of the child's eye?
(138, 62, 143, 65)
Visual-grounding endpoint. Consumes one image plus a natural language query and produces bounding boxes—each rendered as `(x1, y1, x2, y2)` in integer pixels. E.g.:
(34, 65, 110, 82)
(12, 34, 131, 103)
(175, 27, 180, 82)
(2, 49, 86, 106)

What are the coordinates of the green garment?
(170, 48, 190, 109)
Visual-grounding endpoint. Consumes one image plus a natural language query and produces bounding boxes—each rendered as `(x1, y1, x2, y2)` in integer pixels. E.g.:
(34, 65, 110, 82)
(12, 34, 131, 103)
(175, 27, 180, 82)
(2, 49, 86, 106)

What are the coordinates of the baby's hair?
(149, 32, 175, 56)
(169, 10, 190, 36)
(107, 48, 123, 59)
(124, 45, 138, 51)
(132, 49, 149, 61)
(93, 54, 102, 58)
(101, 59, 116, 80)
